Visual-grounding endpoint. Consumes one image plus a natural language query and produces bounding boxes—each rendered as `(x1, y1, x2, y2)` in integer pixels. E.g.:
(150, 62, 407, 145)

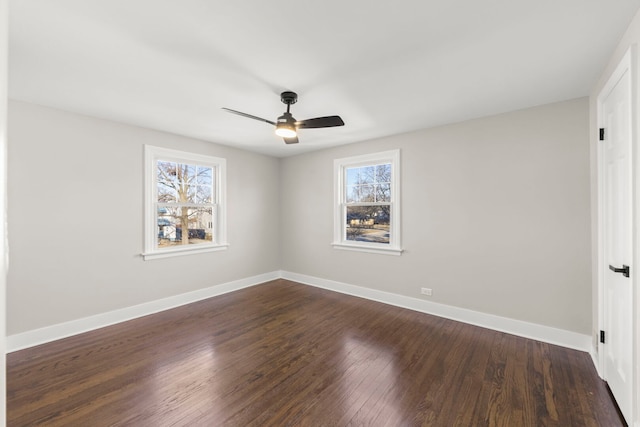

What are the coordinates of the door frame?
(596, 45, 638, 426)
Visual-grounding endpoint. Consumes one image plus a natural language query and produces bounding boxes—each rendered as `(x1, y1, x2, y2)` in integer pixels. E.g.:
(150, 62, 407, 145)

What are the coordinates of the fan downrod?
(281, 91, 298, 105)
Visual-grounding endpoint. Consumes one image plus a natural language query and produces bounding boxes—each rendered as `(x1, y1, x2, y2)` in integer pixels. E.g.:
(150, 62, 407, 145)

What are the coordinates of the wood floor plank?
(7, 279, 625, 426)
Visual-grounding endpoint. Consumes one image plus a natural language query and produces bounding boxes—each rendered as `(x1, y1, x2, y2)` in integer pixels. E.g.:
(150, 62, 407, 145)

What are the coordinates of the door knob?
(609, 264, 630, 278)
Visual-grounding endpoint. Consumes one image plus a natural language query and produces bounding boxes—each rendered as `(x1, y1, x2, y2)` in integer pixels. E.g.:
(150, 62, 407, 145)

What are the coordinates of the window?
(143, 145, 227, 260)
(333, 149, 402, 255)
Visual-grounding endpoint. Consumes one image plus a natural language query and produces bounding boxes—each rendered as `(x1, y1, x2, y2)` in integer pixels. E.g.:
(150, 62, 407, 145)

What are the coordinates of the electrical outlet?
(421, 287, 432, 296)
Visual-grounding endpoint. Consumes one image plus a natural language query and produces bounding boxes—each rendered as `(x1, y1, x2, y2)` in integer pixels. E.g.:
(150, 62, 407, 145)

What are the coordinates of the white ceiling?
(9, 1, 640, 157)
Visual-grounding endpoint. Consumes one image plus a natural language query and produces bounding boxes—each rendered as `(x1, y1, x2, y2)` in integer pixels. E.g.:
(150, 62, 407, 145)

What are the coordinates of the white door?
(600, 53, 633, 424)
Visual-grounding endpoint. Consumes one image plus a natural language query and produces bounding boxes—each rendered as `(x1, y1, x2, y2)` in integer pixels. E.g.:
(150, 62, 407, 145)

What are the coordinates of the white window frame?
(333, 149, 402, 255)
(143, 145, 228, 260)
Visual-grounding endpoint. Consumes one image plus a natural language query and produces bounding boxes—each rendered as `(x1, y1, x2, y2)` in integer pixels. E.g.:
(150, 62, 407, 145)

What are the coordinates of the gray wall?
(281, 98, 591, 334)
(7, 100, 281, 335)
(8, 97, 592, 338)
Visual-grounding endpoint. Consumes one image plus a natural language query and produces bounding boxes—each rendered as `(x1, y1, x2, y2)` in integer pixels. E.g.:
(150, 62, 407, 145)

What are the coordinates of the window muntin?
(144, 146, 227, 260)
(334, 150, 402, 255)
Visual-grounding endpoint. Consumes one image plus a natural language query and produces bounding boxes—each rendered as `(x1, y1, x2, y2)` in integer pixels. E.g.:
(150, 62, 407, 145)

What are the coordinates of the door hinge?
(600, 330, 605, 344)
(599, 128, 605, 141)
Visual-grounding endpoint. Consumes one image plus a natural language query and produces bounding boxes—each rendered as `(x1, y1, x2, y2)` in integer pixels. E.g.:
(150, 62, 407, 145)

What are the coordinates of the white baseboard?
(7, 271, 281, 352)
(281, 271, 592, 352)
(590, 346, 602, 378)
(8, 270, 592, 354)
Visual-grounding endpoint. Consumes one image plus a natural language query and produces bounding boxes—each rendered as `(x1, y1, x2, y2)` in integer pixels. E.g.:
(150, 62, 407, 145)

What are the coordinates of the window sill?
(331, 242, 403, 256)
(142, 244, 229, 260)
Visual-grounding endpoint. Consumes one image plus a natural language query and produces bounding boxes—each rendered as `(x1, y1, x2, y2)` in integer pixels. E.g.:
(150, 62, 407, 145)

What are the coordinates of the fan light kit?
(275, 121, 297, 138)
(223, 91, 344, 144)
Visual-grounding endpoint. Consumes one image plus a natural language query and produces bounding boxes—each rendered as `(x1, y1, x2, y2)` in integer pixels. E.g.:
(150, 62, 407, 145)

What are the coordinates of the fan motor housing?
(277, 112, 296, 124)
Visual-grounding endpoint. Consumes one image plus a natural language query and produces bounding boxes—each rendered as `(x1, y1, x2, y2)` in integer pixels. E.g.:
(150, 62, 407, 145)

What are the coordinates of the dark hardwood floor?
(7, 279, 624, 426)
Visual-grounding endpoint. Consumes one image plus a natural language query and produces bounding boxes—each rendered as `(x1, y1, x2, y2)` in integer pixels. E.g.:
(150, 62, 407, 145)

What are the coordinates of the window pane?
(158, 161, 176, 179)
(376, 163, 391, 184)
(346, 167, 359, 187)
(346, 205, 390, 244)
(347, 184, 375, 203)
(157, 161, 178, 202)
(158, 184, 177, 202)
(346, 185, 359, 203)
(360, 184, 375, 202)
(196, 185, 212, 203)
(157, 161, 179, 202)
(157, 206, 214, 248)
(197, 166, 213, 185)
(187, 184, 197, 202)
(360, 166, 375, 184)
(175, 164, 187, 183)
(375, 183, 391, 202)
(180, 164, 196, 183)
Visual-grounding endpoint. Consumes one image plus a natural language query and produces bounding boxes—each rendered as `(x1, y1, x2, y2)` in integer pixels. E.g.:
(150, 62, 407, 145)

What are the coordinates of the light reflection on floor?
(339, 335, 401, 424)
(149, 343, 218, 421)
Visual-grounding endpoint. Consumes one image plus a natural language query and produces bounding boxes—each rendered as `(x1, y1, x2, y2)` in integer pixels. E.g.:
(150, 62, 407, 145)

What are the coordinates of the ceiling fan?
(222, 91, 344, 144)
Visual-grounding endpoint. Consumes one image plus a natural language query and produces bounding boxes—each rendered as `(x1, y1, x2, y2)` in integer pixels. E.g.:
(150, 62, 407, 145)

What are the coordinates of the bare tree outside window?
(156, 161, 215, 247)
(345, 163, 391, 244)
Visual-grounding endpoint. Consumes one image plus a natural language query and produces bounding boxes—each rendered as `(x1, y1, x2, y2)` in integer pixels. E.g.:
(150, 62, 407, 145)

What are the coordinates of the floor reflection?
(337, 335, 402, 424)
(147, 343, 219, 422)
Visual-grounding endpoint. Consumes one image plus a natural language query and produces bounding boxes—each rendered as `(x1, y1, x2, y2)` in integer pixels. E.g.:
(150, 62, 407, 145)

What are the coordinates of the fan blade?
(222, 108, 276, 125)
(296, 115, 344, 129)
(283, 136, 299, 144)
